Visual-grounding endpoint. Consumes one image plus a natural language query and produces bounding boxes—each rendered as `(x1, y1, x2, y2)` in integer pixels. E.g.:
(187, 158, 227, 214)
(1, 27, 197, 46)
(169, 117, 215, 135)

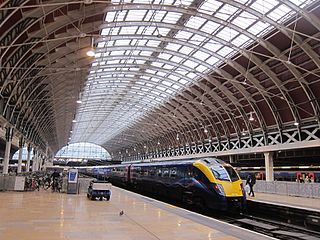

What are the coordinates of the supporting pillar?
(37, 153, 42, 171)
(35, 152, 39, 171)
(36, 153, 40, 171)
(17, 137, 24, 173)
(26, 145, 32, 172)
(39, 155, 44, 171)
(32, 149, 37, 172)
(229, 155, 235, 164)
(264, 152, 274, 181)
(3, 127, 13, 174)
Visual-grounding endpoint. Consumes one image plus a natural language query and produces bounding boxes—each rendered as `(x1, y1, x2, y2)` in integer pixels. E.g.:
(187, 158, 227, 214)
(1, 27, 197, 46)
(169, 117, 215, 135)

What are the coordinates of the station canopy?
(72, 0, 320, 151)
(0, 0, 319, 157)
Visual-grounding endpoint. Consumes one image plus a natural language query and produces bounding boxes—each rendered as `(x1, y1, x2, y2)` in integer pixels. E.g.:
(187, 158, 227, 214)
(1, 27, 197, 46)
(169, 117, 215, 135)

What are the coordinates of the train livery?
(80, 157, 246, 212)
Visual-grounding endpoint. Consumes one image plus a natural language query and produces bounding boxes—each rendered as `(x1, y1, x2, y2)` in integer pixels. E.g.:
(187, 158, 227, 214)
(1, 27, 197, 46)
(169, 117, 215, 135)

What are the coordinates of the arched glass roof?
(1, 0, 318, 158)
(71, 0, 317, 148)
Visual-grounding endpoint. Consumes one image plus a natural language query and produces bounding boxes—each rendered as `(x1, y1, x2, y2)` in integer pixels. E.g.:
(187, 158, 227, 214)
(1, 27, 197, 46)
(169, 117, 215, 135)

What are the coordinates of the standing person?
(51, 170, 60, 192)
(246, 174, 256, 197)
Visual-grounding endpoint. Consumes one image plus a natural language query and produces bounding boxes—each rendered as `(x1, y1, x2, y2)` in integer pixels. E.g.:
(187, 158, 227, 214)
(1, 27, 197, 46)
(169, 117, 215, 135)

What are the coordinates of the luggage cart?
(87, 180, 111, 201)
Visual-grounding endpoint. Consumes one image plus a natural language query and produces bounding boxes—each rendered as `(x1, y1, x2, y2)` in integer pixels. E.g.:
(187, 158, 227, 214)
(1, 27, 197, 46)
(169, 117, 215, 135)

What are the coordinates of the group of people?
(297, 174, 315, 183)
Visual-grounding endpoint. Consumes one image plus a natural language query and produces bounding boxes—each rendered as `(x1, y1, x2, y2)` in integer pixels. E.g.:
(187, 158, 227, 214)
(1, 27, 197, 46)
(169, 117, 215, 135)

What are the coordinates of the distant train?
(79, 158, 246, 212)
(237, 166, 320, 183)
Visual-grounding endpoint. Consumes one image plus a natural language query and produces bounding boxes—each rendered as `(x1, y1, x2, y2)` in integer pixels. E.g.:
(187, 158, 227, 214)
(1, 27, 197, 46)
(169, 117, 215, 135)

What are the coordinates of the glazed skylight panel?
(232, 12, 258, 30)
(199, 0, 224, 14)
(288, 0, 315, 8)
(215, 4, 239, 21)
(72, 0, 317, 145)
(110, 0, 193, 6)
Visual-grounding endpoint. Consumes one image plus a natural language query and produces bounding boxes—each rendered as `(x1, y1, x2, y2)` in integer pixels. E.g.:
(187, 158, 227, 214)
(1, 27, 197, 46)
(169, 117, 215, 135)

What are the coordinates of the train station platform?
(248, 192, 320, 212)
(0, 187, 274, 240)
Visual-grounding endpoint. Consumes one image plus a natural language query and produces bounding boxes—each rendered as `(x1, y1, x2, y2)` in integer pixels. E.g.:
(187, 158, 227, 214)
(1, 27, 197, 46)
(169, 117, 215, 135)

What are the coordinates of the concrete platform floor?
(0, 187, 273, 240)
(248, 193, 320, 212)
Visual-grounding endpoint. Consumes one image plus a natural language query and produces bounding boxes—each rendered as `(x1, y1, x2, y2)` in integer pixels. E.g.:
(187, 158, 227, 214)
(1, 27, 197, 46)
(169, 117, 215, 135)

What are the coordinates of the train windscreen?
(211, 165, 240, 182)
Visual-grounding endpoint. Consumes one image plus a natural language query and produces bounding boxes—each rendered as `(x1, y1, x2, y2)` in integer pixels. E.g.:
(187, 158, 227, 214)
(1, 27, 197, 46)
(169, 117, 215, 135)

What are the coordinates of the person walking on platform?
(51, 170, 60, 192)
(246, 174, 256, 197)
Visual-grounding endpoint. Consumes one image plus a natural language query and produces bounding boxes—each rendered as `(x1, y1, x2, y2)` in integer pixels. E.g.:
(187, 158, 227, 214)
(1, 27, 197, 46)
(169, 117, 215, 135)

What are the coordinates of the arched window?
(12, 147, 34, 160)
(54, 143, 111, 166)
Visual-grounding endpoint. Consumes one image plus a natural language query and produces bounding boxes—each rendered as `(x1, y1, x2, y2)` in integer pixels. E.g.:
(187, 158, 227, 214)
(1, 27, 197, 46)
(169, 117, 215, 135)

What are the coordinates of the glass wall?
(55, 142, 111, 160)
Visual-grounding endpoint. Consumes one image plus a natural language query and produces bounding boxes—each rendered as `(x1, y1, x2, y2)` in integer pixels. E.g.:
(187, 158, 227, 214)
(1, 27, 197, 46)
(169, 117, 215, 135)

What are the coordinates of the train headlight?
(213, 183, 225, 196)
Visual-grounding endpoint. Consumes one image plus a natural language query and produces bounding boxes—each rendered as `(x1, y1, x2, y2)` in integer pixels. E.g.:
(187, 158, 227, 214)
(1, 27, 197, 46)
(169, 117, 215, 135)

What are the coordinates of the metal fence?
(250, 180, 320, 198)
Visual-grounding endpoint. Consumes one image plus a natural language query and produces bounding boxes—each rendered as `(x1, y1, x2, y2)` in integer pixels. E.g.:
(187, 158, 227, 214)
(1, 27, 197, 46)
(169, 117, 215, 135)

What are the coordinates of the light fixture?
(76, 92, 82, 104)
(83, 0, 93, 5)
(72, 119, 77, 123)
(157, 141, 160, 145)
(79, 32, 86, 38)
(176, 133, 179, 141)
(249, 112, 254, 121)
(241, 129, 246, 136)
(86, 37, 95, 57)
(294, 122, 299, 126)
(86, 49, 95, 57)
(204, 128, 208, 134)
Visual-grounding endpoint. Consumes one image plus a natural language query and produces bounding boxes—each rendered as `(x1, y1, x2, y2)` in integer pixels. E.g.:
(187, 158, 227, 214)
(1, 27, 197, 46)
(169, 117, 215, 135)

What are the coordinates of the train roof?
(130, 157, 227, 167)
(76, 157, 229, 169)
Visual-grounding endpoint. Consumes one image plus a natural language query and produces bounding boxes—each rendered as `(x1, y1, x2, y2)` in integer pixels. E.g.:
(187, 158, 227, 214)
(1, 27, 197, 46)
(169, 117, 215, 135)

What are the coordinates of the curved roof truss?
(0, 0, 319, 158)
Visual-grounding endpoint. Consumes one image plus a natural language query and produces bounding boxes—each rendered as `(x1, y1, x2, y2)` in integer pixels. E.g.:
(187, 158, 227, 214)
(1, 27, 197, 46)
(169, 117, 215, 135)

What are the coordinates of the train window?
(135, 167, 141, 174)
(186, 166, 193, 177)
(176, 167, 184, 178)
(141, 167, 148, 176)
(157, 169, 162, 177)
(162, 169, 169, 177)
(193, 168, 209, 183)
(149, 168, 156, 176)
(224, 166, 239, 182)
(211, 166, 230, 181)
(211, 166, 239, 182)
(170, 168, 177, 178)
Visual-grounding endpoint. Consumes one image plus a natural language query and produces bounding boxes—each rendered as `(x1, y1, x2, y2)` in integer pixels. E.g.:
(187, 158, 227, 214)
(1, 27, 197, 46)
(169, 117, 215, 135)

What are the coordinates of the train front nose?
(222, 181, 246, 211)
